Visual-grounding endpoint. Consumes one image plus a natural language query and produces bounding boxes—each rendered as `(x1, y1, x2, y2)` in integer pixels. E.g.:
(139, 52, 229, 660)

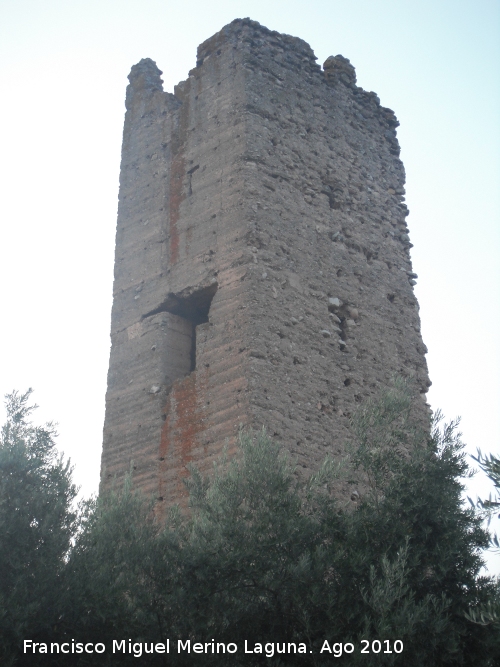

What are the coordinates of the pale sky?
(0, 0, 499, 571)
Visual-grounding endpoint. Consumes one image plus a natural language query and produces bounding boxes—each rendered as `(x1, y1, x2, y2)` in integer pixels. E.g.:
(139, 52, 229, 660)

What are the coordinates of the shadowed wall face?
(101, 19, 430, 505)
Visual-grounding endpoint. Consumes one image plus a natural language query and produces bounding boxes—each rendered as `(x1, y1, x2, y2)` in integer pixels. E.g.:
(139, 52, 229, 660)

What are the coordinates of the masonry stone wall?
(100, 18, 431, 506)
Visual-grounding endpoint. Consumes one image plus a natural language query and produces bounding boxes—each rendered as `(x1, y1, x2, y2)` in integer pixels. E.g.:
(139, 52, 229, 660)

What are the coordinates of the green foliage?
(2, 384, 499, 666)
(466, 450, 500, 628)
(471, 449, 500, 521)
(0, 390, 77, 666)
(336, 388, 499, 664)
(472, 451, 500, 498)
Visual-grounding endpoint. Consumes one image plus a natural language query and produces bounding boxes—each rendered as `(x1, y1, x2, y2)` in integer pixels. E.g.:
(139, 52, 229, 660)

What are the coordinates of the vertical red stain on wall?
(158, 370, 207, 507)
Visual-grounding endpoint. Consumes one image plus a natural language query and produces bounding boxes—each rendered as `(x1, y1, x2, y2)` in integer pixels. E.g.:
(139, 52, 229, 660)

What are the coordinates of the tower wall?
(101, 19, 430, 504)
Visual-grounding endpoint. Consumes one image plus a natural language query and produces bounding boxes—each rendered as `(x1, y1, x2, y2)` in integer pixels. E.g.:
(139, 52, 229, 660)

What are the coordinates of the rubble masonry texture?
(100, 18, 431, 505)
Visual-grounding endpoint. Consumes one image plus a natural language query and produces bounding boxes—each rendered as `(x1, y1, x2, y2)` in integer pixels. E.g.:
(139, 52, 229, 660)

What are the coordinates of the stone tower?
(100, 19, 430, 504)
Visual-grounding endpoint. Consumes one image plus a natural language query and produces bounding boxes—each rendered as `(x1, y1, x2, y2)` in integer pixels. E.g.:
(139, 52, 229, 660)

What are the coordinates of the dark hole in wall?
(164, 284, 216, 324)
(163, 283, 218, 372)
